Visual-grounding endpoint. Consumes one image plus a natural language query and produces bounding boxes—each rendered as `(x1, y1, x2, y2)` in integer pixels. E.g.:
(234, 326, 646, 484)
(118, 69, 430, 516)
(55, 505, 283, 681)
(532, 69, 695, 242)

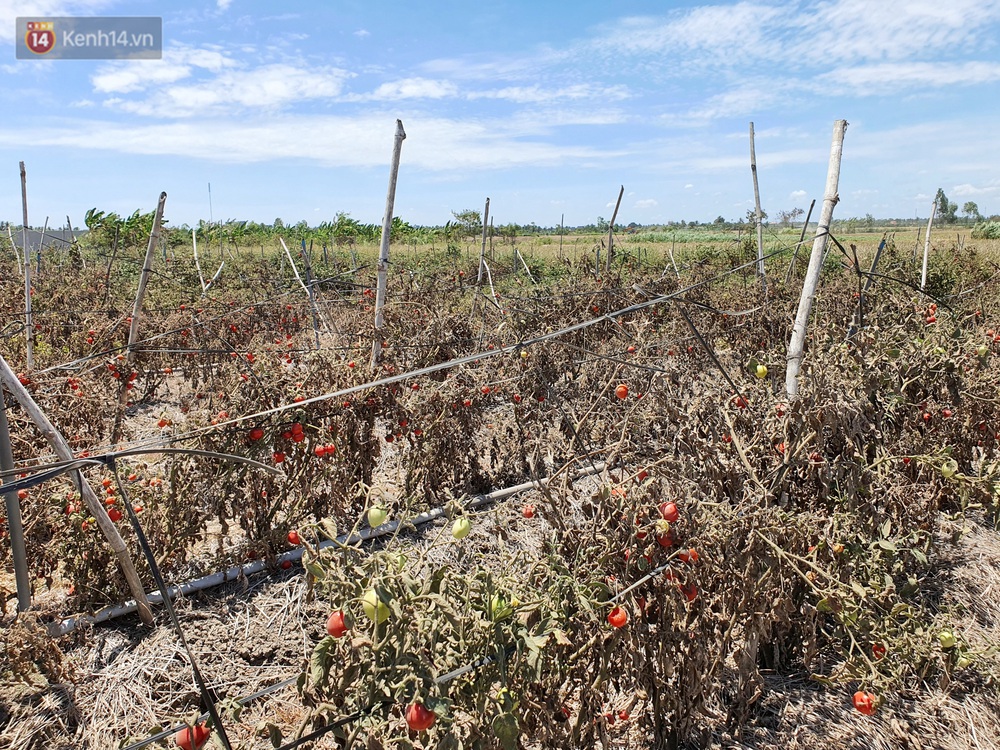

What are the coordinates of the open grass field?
(2, 223, 999, 749)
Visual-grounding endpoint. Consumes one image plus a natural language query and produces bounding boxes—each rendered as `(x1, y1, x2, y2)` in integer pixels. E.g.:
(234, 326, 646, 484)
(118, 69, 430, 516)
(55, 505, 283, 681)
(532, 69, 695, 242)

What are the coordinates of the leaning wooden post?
(370, 119, 406, 370)
(785, 119, 848, 399)
(0, 355, 154, 624)
(0, 387, 31, 612)
(127, 192, 167, 361)
(20, 162, 34, 371)
(920, 199, 936, 292)
(111, 193, 166, 445)
(476, 197, 490, 283)
(784, 198, 815, 284)
(603, 185, 624, 274)
(749, 122, 766, 288)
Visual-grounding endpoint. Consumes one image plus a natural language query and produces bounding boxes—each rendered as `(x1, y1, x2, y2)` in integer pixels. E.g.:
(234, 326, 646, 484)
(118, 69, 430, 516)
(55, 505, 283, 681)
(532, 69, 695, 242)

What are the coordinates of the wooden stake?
(476, 197, 490, 283)
(192, 229, 206, 293)
(0, 387, 31, 612)
(20, 162, 33, 371)
(603, 185, 624, 274)
(784, 198, 815, 284)
(371, 119, 406, 369)
(126, 192, 167, 362)
(920, 200, 936, 292)
(749, 123, 766, 287)
(0, 354, 154, 624)
(785, 120, 848, 399)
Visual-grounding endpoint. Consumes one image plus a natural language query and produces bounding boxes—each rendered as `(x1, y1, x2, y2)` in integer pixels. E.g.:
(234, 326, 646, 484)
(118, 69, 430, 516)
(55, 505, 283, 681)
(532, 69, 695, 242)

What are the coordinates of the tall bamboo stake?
(192, 229, 206, 292)
(784, 199, 816, 283)
(603, 185, 625, 274)
(126, 193, 167, 362)
(920, 200, 936, 291)
(749, 123, 766, 287)
(785, 120, 848, 399)
(371, 119, 406, 369)
(0, 354, 154, 624)
(20, 162, 33, 371)
(0, 387, 31, 612)
(476, 197, 490, 283)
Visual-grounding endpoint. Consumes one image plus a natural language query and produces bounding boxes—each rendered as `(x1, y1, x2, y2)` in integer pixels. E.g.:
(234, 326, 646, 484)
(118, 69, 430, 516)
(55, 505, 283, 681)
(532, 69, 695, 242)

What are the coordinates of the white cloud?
(347, 77, 458, 102)
(817, 61, 1000, 93)
(468, 83, 629, 103)
(952, 182, 1000, 196)
(217, 0, 233, 10)
(790, 189, 807, 200)
(92, 47, 235, 94)
(684, 184, 694, 189)
(103, 63, 352, 117)
(0, 0, 115, 45)
(635, 199, 658, 208)
(354, 29, 370, 38)
(0, 113, 626, 170)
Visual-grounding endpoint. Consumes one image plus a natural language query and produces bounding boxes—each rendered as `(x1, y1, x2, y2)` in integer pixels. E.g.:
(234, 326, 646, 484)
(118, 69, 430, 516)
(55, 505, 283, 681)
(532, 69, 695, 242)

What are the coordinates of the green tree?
(962, 201, 981, 222)
(934, 189, 958, 223)
(451, 209, 482, 240)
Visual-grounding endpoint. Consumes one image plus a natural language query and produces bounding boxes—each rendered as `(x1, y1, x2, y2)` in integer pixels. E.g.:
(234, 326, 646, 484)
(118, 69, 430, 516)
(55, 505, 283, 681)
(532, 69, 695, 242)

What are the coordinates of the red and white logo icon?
(25, 21, 55, 55)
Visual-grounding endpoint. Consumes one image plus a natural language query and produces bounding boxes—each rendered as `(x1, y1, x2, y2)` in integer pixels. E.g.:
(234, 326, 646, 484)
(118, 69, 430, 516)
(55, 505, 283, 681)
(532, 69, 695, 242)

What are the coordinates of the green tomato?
(452, 517, 471, 539)
(491, 594, 513, 621)
(940, 460, 958, 479)
(938, 629, 957, 649)
(362, 588, 390, 623)
(755, 364, 768, 379)
(977, 344, 989, 357)
(368, 506, 388, 528)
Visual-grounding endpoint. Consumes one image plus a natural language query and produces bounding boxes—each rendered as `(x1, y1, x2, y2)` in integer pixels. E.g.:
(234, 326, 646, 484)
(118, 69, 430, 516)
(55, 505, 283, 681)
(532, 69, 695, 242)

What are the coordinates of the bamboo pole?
(126, 192, 167, 362)
(0, 354, 154, 624)
(371, 119, 406, 370)
(0, 387, 31, 612)
(749, 123, 766, 287)
(20, 162, 33, 371)
(603, 185, 624, 274)
(36, 216, 48, 275)
(785, 120, 848, 399)
(476, 197, 490, 283)
(920, 200, 936, 291)
(192, 229, 206, 293)
(784, 199, 816, 283)
(559, 213, 564, 259)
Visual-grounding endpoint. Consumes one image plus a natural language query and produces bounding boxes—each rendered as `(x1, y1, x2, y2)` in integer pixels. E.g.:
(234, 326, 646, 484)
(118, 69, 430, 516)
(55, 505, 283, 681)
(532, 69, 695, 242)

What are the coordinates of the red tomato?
(522, 504, 536, 519)
(659, 502, 679, 523)
(678, 548, 699, 564)
(852, 690, 876, 715)
(287, 530, 300, 545)
(607, 606, 628, 628)
(326, 610, 348, 638)
(405, 702, 436, 731)
(871, 643, 887, 660)
(615, 384, 629, 400)
(174, 723, 211, 750)
(248, 428, 264, 441)
(680, 583, 698, 602)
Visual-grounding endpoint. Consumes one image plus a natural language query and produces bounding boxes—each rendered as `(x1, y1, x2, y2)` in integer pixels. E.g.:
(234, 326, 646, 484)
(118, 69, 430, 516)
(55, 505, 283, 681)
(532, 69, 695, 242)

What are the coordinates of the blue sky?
(2, 0, 999, 229)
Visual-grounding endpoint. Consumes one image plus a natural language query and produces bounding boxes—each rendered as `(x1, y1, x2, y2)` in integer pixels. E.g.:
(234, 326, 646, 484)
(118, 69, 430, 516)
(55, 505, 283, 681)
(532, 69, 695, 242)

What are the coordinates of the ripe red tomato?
(174, 723, 211, 750)
(680, 583, 698, 602)
(678, 548, 699, 564)
(405, 702, 436, 731)
(615, 384, 629, 400)
(326, 610, 348, 638)
(871, 643, 886, 660)
(607, 606, 628, 628)
(108, 508, 123, 522)
(17, 489, 28, 500)
(314, 445, 327, 457)
(248, 428, 264, 441)
(659, 502, 679, 523)
(512, 394, 522, 404)
(280, 560, 292, 570)
(273, 452, 286, 464)
(852, 690, 876, 715)
(522, 504, 536, 519)
(287, 530, 300, 545)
